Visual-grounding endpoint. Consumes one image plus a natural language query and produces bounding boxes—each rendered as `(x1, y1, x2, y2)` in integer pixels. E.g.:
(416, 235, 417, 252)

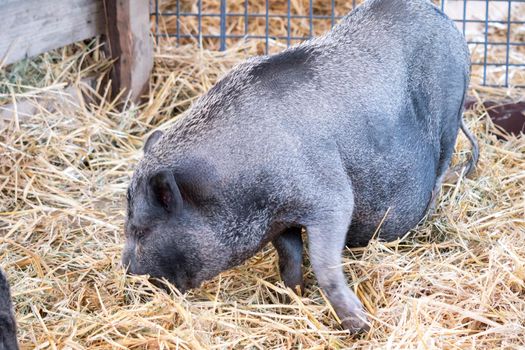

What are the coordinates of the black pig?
(0, 268, 18, 350)
(123, 0, 478, 332)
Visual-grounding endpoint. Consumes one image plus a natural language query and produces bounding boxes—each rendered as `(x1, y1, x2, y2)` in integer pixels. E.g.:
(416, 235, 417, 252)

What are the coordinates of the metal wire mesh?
(151, 0, 525, 87)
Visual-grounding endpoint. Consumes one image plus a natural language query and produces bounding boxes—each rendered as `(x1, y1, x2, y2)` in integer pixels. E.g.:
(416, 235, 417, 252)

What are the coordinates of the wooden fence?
(0, 0, 153, 103)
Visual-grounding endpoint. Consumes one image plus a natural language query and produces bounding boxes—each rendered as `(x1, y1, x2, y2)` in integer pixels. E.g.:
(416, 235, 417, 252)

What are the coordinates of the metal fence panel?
(151, 0, 525, 87)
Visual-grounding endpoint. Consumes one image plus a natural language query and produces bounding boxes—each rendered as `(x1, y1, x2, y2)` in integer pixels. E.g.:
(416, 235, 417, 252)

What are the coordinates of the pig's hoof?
(341, 314, 370, 334)
(277, 283, 304, 304)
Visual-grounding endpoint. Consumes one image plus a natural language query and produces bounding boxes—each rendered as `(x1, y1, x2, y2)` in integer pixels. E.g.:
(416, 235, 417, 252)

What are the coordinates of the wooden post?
(104, 0, 153, 103)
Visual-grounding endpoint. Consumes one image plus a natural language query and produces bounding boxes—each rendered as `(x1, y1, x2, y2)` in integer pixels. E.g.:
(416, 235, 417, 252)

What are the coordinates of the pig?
(122, 0, 478, 333)
(0, 268, 18, 350)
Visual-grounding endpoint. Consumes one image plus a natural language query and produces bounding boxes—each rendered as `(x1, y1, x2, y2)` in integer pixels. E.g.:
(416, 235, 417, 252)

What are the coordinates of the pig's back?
(244, 0, 469, 243)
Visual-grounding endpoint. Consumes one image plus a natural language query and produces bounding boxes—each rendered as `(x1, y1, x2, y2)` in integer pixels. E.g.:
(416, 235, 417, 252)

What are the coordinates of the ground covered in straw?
(1, 38, 525, 350)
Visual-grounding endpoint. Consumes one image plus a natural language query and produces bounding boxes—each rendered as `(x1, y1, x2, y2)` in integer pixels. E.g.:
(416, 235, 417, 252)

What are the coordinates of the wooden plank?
(104, 0, 153, 103)
(0, 0, 105, 66)
(465, 99, 525, 139)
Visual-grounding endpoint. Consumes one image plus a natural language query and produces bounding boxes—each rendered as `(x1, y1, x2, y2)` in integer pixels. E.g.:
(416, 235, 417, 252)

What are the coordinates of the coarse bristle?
(0, 2, 524, 349)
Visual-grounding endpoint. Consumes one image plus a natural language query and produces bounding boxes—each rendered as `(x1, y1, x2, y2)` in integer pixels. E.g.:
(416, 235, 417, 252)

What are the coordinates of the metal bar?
(482, 0, 489, 85)
(155, 34, 308, 40)
(442, 18, 515, 24)
(155, 0, 159, 39)
(309, 0, 313, 37)
(504, 0, 512, 87)
(198, 0, 202, 47)
(265, 0, 269, 54)
(244, 0, 248, 36)
(482, 84, 525, 88)
(287, 0, 291, 47)
(157, 12, 525, 25)
(471, 62, 525, 67)
(153, 31, 525, 47)
(331, 0, 335, 28)
(220, 0, 226, 51)
(468, 41, 525, 46)
(176, 0, 180, 46)
(155, 33, 525, 55)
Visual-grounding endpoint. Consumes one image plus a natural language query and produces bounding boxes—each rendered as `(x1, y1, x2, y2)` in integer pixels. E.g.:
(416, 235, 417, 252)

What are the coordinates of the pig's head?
(122, 131, 231, 292)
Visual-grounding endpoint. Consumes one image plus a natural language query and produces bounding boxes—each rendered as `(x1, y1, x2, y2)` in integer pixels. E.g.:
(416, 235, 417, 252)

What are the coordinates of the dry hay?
(1, 3, 525, 349)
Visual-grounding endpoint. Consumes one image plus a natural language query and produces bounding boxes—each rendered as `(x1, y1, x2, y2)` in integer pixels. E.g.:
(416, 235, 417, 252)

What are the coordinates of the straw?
(0, 1, 524, 349)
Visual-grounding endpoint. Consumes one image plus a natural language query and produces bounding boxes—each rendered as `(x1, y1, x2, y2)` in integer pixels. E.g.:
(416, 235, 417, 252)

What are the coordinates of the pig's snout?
(121, 248, 133, 274)
(121, 241, 193, 293)
(121, 241, 143, 276)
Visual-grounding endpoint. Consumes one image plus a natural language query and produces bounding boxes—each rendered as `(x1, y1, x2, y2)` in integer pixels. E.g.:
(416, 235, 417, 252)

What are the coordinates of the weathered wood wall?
(0, 0, 106, 66)
(0, 0, 153, 103)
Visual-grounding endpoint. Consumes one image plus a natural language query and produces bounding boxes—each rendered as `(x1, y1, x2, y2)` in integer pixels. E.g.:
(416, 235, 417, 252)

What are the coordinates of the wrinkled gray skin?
(0, 268, 18, 350)
(123, 0, 477, 333)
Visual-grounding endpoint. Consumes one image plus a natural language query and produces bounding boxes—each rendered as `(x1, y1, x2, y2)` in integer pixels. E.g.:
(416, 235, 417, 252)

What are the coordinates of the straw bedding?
(1, 2, 524, 349)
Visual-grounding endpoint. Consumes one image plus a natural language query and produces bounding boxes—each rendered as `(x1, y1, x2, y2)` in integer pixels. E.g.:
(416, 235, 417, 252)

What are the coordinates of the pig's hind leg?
(272, 227, 305, 294)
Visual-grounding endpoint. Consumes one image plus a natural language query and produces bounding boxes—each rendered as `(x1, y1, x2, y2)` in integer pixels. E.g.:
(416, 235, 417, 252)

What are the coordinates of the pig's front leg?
(306, 213, 370, 334)
(272, 227, 304, 294)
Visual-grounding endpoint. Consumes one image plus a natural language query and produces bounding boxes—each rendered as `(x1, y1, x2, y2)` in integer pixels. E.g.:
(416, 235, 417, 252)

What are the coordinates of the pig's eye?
(136, 228, 150, 240)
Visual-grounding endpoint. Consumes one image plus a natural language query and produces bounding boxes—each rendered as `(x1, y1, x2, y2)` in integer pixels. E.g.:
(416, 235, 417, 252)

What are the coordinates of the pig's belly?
(344, 147, 437, 247)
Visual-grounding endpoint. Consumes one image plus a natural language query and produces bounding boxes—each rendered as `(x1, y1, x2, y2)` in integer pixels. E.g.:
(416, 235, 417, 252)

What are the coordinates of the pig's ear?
(144, 130, 164, 154)
(148, 170, 183, 214)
